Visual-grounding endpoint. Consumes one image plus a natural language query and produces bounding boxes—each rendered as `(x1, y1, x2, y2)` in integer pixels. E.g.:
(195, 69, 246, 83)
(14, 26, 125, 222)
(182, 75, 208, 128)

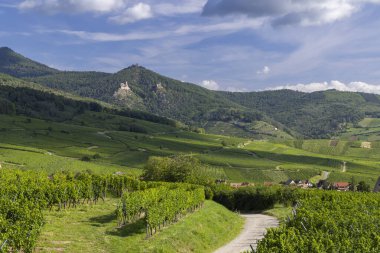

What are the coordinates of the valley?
(0, 47, 379, 253)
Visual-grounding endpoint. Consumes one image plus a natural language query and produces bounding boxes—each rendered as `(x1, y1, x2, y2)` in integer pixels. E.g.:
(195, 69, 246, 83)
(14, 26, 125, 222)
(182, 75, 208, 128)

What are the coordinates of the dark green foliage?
(255, 191, 380, 252)
(357, 181, 371, 192)
(92, 153, 101, 159)
(80, 156, 91, 162)
(118, 123, 148, 133)
(0, 74, 178, 128)
(205, 108, 263, 123)
(0, 47, 58, 77)
(212, 185, 281, 211)
(116, 108, 178, 127)
(142, 155, 215, 185)
(0, 98, 15, 114)
(221, 90, 370, 138)
(0, 85, 99, 122)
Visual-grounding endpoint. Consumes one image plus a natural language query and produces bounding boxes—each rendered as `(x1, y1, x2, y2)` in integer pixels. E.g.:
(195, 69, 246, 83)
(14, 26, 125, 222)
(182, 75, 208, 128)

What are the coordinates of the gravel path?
(214, 214, 279, 253)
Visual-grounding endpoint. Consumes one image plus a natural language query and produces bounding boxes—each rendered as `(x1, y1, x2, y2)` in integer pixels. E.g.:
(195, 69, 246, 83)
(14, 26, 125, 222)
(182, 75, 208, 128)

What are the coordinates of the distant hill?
(0, 47, 59, 77)
(27, 64, 281, 138)
(1, 47, 380, 139)
(219, 89, 380, 138)
(0, 73, 178, 128)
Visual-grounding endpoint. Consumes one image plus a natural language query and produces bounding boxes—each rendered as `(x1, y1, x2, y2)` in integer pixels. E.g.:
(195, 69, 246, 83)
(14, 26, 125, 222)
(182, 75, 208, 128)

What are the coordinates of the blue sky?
(1, 0, 380, 93)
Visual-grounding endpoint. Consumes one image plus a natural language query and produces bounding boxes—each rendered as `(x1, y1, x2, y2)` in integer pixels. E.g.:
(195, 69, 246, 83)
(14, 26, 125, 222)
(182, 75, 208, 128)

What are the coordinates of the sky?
(1, 0, 380, 93)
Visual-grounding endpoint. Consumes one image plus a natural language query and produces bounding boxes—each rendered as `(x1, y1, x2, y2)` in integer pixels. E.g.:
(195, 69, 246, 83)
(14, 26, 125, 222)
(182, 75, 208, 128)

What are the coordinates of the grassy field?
(0, 114, 379, 186)
(340, 118, 380, 141)
(36, 200, 244, 253)
(204, 120, 293, 140)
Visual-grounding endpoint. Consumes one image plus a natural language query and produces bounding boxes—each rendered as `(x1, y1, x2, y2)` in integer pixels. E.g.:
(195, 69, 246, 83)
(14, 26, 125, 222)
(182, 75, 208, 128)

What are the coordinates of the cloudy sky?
(1, 0, 380, 93)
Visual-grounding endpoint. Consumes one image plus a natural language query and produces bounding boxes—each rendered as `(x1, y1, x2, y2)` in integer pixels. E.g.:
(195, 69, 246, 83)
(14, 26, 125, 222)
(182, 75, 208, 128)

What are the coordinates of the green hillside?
(3, 47, 380, 139)
(0, 47, 58, 77)
(0, 47, 379, 188)
(220, 89, 380, 138)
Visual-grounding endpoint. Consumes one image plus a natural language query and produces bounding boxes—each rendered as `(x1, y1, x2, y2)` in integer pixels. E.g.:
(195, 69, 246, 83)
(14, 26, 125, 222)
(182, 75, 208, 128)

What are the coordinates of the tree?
(142, 155, 214, 185)
(349, 177, 357, 192)
(356, 181, 371, 192)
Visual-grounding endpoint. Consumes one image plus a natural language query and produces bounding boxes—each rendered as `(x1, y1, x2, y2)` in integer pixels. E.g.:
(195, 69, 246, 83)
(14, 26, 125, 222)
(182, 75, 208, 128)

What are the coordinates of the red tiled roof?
(334, 182, 350, 188)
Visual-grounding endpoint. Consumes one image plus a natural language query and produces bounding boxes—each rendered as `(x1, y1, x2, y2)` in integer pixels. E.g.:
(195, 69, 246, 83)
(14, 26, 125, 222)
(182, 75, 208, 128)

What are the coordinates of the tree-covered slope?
(220, 89, 380, 138)
(0, 47, 59, 77)
(27, 65, 276, 137)
(0, 73, 178, 128)
(2, 47, 380, 139)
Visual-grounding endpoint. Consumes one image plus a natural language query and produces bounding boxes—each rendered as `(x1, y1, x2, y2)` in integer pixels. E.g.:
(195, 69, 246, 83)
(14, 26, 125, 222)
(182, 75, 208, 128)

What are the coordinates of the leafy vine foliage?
(0, 170, 144, 253)
(255, 191, 380, 252)
(0, 169, 205, 252)
(116, 184, 205, 237)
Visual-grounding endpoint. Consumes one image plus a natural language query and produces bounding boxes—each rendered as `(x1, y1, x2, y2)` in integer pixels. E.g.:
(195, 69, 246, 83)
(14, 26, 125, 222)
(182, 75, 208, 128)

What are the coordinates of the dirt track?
(214, 214, 279, 253)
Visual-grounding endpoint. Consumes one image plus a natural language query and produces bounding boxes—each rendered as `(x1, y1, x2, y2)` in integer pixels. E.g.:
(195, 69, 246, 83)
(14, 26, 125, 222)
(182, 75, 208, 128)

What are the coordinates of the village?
(224, 175, 380, 192)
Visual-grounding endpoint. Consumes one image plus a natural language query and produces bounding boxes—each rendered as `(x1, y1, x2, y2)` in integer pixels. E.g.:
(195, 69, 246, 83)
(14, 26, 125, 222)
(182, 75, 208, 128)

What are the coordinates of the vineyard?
(0, 169, 205, 253)
(255, 190, 380, 252)
(117, 184, 205, 237)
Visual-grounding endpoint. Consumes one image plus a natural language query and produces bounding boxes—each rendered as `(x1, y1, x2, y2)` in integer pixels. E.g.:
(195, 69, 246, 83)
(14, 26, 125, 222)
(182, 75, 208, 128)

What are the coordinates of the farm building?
(284, 179, 296, 186)
(230, 182, 254, 188)
(215, 179, 227, 184)
(295, 180, 313, 188)
(333, 182, 350, 191)
(374, 177, 380, 193)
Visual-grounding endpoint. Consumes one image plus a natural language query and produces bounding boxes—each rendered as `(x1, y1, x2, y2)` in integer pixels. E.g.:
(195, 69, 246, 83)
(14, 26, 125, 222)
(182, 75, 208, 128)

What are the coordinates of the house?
(317, 180, 331, 190)
(284, 179, 296, 186)
(374, 177, 380, 193)
(215, 179, 226, 184)
(333, 182, 350, 191)
(296, 180, 313, 188)
(230, 182, 254, 188)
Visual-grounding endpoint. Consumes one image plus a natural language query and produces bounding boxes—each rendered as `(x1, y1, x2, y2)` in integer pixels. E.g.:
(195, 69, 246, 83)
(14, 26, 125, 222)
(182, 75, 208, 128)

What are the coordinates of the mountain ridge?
(1, 46, 380, 139)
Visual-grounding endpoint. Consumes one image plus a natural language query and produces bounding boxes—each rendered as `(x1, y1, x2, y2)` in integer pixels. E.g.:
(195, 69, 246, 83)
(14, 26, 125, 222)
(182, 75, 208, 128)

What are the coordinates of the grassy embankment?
(36, 200, 244, 253)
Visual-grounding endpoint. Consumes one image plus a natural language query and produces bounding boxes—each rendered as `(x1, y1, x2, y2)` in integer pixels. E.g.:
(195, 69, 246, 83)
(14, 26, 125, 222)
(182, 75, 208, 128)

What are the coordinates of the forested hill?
(1, 46, 380, 139)
(27, 64, 273, 138)
(0, 47, 59, 77)
(219, 90, 380, 138)
(0, 73, 178, 128)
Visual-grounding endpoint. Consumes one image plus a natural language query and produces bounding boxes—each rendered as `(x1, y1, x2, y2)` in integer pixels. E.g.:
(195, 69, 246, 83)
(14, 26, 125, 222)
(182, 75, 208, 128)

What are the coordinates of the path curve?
(214, 214, 279, 253)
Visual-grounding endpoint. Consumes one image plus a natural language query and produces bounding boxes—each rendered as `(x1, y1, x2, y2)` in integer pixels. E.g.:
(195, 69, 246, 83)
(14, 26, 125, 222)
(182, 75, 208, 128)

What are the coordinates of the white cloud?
(155, 0, 206, 16)
(201, 80, 219, 90)
(109, 3, 153, 24)
(17, 0, 206, 19)
(270, 80, 380, 94)
(18, 0, 126, 13)
(53, 29, 172, 42)
(257, 66, 270, 75)
(226, 86, 247, 92)
(48, 17, 264, 42)
(203, 0, 380, 27)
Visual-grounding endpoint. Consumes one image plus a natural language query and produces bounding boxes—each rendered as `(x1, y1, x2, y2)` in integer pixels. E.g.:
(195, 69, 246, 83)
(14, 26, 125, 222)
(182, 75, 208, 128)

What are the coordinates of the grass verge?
(263, 204, 292, 224)
(36, 199, 244, 253)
